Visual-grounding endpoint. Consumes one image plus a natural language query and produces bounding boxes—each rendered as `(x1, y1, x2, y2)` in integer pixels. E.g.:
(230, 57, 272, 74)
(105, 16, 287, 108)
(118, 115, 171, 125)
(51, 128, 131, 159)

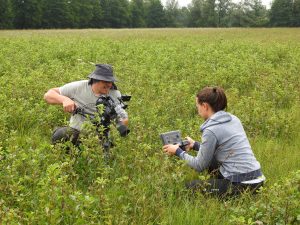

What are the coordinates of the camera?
(72, 94, 130, 159)
(96, 95, 130, 137)
(119, 95, 131, 107)
(160, 130, 189, 149)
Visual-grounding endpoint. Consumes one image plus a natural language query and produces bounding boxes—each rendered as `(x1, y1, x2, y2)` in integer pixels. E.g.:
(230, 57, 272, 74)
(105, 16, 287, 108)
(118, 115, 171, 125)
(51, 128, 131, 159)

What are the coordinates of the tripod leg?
(102, 139, 110, 162)
(99, 129, 111, 163)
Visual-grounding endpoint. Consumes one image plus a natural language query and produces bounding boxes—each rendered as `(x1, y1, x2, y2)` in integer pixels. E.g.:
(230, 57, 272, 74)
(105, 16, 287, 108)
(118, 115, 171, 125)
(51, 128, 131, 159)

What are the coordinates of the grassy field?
(0, 28, 299, 224)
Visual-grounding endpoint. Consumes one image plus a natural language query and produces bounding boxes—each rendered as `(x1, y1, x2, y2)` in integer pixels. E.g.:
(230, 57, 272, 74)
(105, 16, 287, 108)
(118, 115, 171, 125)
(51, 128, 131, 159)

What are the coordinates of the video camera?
(74, 94, 131, 137)
(96, 95, 131, 137)
(72, 94, 130, 160)
(160, 130, 189, 150)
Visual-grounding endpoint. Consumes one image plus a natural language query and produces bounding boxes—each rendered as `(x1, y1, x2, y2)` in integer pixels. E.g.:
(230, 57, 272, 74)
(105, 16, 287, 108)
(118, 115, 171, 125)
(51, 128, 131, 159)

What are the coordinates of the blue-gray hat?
(88, 64, 117, 82)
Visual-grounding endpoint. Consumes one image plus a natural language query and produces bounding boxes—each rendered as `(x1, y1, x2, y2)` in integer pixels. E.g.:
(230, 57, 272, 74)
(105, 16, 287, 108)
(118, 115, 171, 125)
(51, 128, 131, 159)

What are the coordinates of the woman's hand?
(163, 144, 180, 156)
(185, 136, 195, 151)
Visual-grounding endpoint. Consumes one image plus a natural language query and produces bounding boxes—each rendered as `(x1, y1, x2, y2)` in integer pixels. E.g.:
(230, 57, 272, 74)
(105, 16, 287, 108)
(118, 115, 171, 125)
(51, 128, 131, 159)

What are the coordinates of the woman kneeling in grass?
(163, 87, 265, 196)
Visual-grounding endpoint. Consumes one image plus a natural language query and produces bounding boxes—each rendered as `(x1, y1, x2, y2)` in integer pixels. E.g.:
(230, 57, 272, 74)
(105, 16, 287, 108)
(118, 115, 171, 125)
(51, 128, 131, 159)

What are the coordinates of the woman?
(163, 87, 265, 196)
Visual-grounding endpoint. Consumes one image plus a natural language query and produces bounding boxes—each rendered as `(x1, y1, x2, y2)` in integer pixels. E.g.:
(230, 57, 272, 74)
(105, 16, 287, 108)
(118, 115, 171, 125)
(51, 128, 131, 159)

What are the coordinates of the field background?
(0, 28, 299, 224)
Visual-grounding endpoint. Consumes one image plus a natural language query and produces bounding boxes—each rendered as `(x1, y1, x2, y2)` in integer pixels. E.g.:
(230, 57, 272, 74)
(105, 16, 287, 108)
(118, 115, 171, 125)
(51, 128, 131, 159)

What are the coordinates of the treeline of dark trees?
(0, 0, 300, 29)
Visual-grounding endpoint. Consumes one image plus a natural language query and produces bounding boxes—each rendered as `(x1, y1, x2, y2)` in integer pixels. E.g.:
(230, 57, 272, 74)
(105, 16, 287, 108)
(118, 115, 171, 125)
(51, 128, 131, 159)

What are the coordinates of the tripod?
(73, 94, 130, 161)
(74, 108, 114, 161)
(97, 124, 113, 162)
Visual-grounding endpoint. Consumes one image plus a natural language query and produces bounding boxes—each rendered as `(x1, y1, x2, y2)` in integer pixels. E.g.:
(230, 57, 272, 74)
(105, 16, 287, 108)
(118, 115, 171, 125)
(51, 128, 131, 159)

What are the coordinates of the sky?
(162, 0, 273, 9)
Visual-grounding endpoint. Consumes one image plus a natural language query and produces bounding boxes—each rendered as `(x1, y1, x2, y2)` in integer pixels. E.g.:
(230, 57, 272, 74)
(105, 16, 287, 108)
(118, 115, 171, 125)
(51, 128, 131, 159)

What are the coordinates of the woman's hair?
(196, 87, 227, 112)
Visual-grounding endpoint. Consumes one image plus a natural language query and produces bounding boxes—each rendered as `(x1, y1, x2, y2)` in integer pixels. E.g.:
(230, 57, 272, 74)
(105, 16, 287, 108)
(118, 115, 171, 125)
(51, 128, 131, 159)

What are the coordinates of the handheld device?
(160, 130, 189, 149)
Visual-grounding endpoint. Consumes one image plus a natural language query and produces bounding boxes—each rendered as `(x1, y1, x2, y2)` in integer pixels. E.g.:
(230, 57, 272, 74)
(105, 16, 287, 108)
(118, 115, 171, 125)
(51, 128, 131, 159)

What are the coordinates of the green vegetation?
(1, 0, 300, 29)
(0, 28, 299, 224)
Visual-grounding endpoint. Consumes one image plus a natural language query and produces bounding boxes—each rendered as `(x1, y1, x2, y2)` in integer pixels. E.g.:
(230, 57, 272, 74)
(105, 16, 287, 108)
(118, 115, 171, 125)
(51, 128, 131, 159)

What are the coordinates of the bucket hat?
(88, 64, 117, 82)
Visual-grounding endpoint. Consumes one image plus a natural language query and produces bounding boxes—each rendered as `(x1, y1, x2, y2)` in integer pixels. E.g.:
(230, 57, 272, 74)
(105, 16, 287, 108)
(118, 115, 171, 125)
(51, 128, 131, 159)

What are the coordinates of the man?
(44, 64, 129, 145)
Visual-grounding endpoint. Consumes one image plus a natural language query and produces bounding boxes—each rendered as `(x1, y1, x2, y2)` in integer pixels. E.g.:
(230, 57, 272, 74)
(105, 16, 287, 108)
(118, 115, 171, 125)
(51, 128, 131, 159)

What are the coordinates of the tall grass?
(0, 29, 299, 224)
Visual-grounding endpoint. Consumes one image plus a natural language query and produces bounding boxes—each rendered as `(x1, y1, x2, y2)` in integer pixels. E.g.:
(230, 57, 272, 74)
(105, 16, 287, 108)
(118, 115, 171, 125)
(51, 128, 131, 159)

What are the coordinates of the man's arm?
(44, 88, 76, 113)
(111, 90, 129, 125)
(115, 105, 129, 126)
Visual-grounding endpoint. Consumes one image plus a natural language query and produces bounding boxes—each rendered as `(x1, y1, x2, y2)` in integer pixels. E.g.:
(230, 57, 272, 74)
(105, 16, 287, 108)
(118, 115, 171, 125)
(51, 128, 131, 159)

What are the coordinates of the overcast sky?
(162, 0, 272, 8)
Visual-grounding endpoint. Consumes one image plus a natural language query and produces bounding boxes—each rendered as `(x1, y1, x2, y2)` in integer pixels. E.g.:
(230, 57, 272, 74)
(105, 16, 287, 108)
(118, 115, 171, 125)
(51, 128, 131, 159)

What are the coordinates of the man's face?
(95, 80, 113, 94)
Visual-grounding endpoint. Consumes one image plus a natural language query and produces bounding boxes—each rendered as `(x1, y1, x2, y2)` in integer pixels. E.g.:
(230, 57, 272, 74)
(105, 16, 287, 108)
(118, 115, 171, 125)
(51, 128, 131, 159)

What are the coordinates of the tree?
(248, 0, 269, 27)
(176, 6, 190, 27)
(230, 1, 253, 27)
(188, 0, 204, 27)
(69, 0, 95, 28)
(12, 0, 43, 28)
(0, 0, 14, 29)
(3, 0, 295, 29)
(292, 0, 300, 26)
(100, 0, 130, 28)
(90, 1, 103, 28)
(130, 0, 145, 27)
(202, 0, 216, 27)
(99, 0, 111, 27)
(226, 0, 269, 27)
(109, 0, 130, 28)
(216, 0, 232, 27)
(165, 0, 180, 27)
(42, 0, 74, 28)
(145, 0, 166, 27)
(270, 0, 293, 26)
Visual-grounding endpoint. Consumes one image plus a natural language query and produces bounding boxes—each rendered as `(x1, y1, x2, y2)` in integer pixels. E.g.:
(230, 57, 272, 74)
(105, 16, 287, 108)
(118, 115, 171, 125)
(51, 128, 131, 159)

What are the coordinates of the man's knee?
(51, 126, 80, 145)
(52, 126, 71, 144)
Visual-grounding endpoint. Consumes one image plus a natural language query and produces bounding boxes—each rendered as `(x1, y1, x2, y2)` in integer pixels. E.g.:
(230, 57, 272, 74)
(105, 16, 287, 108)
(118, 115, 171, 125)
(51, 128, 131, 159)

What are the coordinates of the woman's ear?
(203, 102, 209, 111)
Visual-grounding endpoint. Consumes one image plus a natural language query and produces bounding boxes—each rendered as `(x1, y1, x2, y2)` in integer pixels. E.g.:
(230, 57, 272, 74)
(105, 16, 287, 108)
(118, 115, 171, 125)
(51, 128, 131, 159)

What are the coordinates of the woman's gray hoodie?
(176, 111, 262, 179)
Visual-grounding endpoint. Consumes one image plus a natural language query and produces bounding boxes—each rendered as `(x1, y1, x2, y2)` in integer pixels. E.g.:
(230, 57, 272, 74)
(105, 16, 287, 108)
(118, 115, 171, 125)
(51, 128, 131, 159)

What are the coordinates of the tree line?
(0, 0, 300, 29)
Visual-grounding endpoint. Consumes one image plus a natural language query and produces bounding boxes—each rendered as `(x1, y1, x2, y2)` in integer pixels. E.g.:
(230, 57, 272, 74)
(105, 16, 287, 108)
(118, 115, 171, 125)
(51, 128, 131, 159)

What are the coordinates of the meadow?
(0, 28, 299, 224)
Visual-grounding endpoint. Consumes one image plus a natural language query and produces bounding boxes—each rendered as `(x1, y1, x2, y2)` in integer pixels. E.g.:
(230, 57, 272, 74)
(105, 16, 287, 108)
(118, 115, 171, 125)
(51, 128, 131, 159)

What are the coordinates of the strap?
(226, 169, 263, 183)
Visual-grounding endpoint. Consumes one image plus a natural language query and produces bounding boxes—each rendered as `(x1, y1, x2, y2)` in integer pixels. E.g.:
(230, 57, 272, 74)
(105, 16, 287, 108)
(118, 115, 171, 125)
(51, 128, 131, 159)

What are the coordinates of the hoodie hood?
(200, 111, 232, 132)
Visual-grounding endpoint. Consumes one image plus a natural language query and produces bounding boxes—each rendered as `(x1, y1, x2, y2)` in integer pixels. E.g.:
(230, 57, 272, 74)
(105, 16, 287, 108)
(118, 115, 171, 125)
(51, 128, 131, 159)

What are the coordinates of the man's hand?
(185, 136, 195, 151)
(120, 118, 129, 126)
(44, 88, 76, 113)
(163, 144, 180, 156)
(62, 98, 76, 113)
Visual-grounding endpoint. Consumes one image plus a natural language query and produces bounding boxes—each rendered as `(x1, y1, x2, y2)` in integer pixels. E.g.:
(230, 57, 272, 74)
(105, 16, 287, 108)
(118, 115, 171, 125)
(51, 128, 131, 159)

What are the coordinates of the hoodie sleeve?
(177, 129, 218, 172)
